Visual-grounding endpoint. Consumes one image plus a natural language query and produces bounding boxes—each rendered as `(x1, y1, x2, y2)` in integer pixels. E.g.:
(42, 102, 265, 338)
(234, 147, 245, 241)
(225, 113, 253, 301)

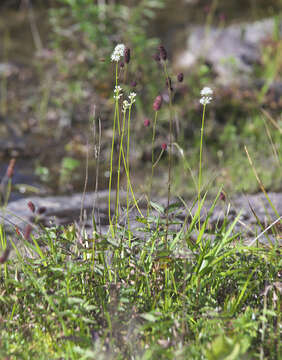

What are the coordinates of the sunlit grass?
(0, 40, 281, 360)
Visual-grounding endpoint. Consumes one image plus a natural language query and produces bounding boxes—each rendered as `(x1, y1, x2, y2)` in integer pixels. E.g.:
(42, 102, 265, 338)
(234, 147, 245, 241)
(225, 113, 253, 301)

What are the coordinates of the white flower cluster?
(200, 87, 213, 105)
(111, 44, 125, 62)
(128, 92, 136, 103)
(113, 85, 123, 100)
(122, 92, 137, 113)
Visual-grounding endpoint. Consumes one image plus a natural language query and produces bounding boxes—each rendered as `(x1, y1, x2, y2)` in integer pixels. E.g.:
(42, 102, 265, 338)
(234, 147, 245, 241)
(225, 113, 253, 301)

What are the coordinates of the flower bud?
(131, 80, 137, 87)
(24, 224, 32, 241)
(159, 45, 167, 61)
(161, 143, 167, 151)
(6, 158, 16, 179)
(177, 73, 184, 82)
(144, 118, 150, 127)
(153, 95, 162, 111)
(124, 47, 130, 64)
(27, 201, 36, 213)
(219, 191, 226, 201)
(38, 206, 46, 215)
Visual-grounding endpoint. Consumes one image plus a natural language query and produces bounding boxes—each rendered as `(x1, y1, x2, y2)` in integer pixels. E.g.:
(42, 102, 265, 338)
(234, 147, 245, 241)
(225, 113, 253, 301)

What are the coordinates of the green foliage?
(35, 165, 50, 183)
(59, 156, 80, 185)
(48, 0, 165, 109)
(0, 199, 280, 358)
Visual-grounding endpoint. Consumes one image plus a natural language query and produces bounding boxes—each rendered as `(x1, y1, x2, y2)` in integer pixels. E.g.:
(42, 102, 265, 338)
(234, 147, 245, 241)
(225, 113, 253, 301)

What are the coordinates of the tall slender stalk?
(147, 111, 158, 216)
(198, 104, 206, 230)
(115, 110, 127, 230)
(108, 63, 119, 236)
(163, 61, 174, 248)
(198, 86, 213, 229)
(126, 106, 132, 242)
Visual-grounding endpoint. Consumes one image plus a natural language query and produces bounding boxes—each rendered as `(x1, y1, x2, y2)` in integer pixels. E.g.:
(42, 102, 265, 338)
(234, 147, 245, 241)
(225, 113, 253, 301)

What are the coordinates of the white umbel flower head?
(122, 100, 130, 113)
(113, 85, 123, 100)
(122, 92, 137, 112)
(200, 87, 213, 105)
(111, 44, 125, 62)
(128, 92, 136, 103)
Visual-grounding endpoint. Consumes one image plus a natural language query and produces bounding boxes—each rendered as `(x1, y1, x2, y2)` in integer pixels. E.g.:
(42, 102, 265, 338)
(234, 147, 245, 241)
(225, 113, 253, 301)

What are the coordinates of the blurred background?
(0, 0, 281, 201)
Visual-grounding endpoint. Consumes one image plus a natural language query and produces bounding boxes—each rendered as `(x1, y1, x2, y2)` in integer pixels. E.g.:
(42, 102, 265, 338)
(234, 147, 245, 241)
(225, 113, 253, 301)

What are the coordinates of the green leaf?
(150, 201, 164, 214)
(140, 313, 158, 322)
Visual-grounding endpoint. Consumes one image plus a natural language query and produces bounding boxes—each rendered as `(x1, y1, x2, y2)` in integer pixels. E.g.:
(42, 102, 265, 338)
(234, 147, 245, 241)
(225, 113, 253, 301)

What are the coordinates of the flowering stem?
(153, 149, 165, 169)
(121, 145, 143, 218)
(108, 63, 119, 236)
(198, 103, 206, 230)
(115, 109, 127, 229)
(147, 111, 158, 217)
(163, 61, 173, 248)
(126, 105, 132, 243)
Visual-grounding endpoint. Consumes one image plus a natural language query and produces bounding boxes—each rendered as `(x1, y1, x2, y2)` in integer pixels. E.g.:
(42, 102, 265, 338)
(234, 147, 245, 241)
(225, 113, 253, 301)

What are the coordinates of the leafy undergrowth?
(0, 202, 280, 360)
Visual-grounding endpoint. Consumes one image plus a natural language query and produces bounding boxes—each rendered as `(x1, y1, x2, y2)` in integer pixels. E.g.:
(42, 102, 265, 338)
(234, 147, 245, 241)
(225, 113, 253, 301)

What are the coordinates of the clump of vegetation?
(0, 39, 281, 359)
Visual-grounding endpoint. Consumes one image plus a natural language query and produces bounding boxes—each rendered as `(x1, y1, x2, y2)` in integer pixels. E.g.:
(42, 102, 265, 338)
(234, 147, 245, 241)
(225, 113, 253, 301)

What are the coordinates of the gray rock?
(176, 18, 279, 85)
(0, 191, 281, 247)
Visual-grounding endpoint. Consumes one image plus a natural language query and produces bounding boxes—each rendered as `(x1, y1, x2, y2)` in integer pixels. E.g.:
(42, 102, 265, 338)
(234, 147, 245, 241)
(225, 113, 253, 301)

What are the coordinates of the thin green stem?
(115, 110, 127, 229)
(147, 111, 158, 217)
(152, 149, 165, 169)
(163, 61, 173, 248)
(198, 104, 206, 230)
(108, 63, 119, 236)
(126, 105, 132, 243)
(121, 145, 143, 218)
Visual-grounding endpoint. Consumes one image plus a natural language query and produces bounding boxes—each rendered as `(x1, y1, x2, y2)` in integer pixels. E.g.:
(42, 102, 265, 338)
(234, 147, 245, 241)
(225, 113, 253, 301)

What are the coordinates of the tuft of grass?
(0, 207, 280, 359)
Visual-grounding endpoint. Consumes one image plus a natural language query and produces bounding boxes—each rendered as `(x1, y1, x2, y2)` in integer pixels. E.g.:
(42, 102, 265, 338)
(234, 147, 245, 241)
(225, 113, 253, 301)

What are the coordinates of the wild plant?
(0, 40, 280, 360)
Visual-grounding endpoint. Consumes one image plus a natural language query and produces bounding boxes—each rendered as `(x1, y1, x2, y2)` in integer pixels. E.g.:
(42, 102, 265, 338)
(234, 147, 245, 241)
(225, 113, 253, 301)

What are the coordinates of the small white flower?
(113, 85, 123, 100)
(121, 92, 137, 112)
(122, 100, 130, 113)
(111, 44, 125, 62)
(201, 87, 213, 96)
(128, 92, 136, 103)
(114, 85, 122, 93)
(199, 96, 212, 105)
(200, 87, 213, 105)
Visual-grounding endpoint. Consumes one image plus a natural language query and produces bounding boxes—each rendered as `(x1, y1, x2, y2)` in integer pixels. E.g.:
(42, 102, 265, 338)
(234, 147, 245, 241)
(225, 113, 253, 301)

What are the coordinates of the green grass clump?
(0, 40, 281, 359)
(0, 213, 280, 359)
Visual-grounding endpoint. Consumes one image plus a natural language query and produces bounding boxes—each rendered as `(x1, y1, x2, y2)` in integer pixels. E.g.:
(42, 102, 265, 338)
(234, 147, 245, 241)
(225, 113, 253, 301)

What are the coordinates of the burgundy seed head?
(120, 61, 124, 68)
(159, 45, 167, 61)
(153, 52, 161, 62)
(37, 206, 46, 215)
(131, 80, 137, 87)
(161, 143, 167, 151)
(144, 118, 150, 127)
(219, 191, 226, 201)
(24, 224, 32, 241)
(124, 47, 130, 64)
(153, 95, 163, 111)
(0, 248, 10, 264)
(6, 158, 16, 179)
(27, 201, 36, 213)
(177, 72, 184, 82)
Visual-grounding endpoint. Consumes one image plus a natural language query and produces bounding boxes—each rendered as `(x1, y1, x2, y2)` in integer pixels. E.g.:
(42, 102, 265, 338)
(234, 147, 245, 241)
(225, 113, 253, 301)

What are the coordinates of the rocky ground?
(1, 190, 281, 248)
